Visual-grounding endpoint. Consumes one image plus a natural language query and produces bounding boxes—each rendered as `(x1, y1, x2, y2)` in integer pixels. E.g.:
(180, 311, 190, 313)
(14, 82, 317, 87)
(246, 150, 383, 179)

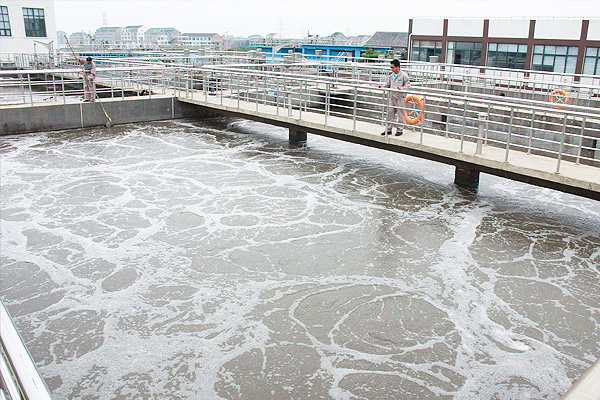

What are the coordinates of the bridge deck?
(180, 90, 599, 200)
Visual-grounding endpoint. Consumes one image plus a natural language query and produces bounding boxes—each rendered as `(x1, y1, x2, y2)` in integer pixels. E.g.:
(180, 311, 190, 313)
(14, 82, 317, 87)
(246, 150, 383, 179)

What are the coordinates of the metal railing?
(178, 65, 600, 173)
(2, 64, 599, 175)
(0, 300, 52, 400)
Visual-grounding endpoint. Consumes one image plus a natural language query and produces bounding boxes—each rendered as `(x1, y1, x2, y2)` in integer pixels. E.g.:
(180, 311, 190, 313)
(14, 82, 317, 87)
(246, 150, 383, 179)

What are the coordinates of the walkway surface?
(179, 89, 600, 200)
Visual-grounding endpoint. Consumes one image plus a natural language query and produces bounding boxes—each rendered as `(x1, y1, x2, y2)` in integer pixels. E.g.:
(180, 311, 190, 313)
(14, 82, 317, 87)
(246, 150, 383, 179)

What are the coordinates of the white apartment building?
(145, 27, 180, 46)
(94, 26, 122, 45)
(178, 32, 223, 49)
(121, 25, 146, 47)
(0, 0, 57, 56)
(68, 31, 92, 46)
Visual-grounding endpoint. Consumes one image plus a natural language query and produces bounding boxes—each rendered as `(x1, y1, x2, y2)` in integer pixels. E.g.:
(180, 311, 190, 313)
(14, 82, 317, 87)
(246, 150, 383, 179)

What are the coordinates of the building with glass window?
(0, 0, 57, 56)
(408, 18, 600, 75)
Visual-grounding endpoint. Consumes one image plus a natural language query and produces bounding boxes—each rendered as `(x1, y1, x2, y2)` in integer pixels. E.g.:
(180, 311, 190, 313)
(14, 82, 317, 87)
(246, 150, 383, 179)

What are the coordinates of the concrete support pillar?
(289, 128, 307, 142)
(454, 165, 480, 188)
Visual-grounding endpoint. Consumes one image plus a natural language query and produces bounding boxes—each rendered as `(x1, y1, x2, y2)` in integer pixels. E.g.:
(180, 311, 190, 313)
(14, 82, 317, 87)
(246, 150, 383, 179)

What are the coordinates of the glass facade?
(583, 47, 600, 76)
(22, 7, 46, 37)
(531, 45, 578, 74)
(487, 43, 527, 69)
(446, 41, 482, 66)
(411, 40, 442, 62)
(0, 6, 10, 36)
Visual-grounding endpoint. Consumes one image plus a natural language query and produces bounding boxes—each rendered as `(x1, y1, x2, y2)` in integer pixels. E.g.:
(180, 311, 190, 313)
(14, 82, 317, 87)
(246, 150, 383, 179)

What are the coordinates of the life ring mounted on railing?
(404, 95, 424, 125)
(549, 88, 569, 110)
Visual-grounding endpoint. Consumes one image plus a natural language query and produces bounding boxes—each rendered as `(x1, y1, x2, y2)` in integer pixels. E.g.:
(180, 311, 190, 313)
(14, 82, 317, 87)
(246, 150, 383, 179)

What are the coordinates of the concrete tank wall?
(0, 97, 214, 136)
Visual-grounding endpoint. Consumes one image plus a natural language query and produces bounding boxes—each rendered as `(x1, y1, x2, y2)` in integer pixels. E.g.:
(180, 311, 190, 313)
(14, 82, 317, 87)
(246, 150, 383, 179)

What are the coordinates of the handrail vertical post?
(220, 72, 223, 105)
(27, 74, 33, 105)
(527, 110, 535, 154)
(276, 77, 279, 116)
(505, 107, 514, 162)
(420, 94, 426, 145)
(52, 73, 57, 102)
(61, 73, 66, 104)
(383, 90, 390, 132)
(459, 100, 467, 153)
(325, 82, 330, 125)
(485, 103, 491, 145)
(556, 113, 568, 174)
(476, 112, 487, 156)
(576, 116, 586, 165)
(299, 79, 303, 119)
(353, 85, 357, 131)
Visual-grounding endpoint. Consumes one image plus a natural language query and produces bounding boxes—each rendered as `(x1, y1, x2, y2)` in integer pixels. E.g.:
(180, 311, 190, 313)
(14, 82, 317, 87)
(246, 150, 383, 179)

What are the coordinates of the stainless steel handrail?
(0, 300, 52, 400)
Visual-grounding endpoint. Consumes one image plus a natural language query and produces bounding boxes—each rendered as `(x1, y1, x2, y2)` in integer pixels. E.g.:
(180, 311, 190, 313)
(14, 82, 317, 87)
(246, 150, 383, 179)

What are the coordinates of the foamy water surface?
(1, 118, 599, 399)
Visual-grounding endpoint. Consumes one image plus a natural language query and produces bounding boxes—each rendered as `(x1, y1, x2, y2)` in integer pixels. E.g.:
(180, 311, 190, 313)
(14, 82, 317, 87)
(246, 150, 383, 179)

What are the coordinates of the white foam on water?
(1, 119, 598, 399)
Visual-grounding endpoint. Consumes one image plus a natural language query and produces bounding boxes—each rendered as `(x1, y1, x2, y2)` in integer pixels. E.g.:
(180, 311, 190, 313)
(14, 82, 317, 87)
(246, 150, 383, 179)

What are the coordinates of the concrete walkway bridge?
(1, 59, 599, 200)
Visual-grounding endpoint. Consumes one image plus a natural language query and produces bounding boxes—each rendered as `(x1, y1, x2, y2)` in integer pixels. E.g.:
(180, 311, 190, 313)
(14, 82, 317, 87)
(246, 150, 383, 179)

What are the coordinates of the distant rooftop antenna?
(102, 12, 107, 26)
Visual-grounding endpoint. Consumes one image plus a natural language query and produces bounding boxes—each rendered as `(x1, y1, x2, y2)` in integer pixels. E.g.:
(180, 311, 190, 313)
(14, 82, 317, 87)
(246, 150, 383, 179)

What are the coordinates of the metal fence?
(1, 63, 599, 175)
(1, 300, 53, 400)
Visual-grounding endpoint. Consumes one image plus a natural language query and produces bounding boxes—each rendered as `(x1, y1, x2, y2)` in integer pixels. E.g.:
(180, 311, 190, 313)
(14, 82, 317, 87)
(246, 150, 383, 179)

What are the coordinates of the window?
(411, 40, 442, 62)
(487, 43, 527, 69)
(446, 41, 482, 66)
(22, 7, 46, 37)
(0, 6, 10, 36)
(531, 45, 578, 74)
(583, 47, 600, 76)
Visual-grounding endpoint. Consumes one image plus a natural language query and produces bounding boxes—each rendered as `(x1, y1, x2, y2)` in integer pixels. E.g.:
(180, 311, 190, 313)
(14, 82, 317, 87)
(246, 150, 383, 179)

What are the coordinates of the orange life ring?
(404, 95, 424, 125)
(549, 89, 569, 109)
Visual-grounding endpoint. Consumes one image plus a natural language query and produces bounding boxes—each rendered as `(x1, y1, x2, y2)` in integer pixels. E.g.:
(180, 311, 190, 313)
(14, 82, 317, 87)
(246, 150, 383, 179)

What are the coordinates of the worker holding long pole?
(80, 56, 96, 102)
(64, 35, 113, 127)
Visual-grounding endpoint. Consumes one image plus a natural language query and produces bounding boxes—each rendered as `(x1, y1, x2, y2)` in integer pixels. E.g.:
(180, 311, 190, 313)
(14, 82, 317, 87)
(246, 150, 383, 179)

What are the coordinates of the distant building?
(94, 26, 122, 45)
(328, 32, 347, 45)
(121, 25, 147, 47)
(0, 0, 57, 56)
(224, 35, 249, 50)
(364, 31, 408, 55)
(69, 31, 93, 46)
(302, 32, 348, 46)
(56, 30, 67, 47)
(145, 27, 180, 46)
(178, 32, 223, 49)
(250, 33, 299, 48)
(346, 35, 372, 47)
(408, 17, 600, 75)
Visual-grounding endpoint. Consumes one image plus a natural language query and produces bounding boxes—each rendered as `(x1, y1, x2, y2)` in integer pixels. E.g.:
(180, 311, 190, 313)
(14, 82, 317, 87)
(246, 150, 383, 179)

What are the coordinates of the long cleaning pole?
(64, 35, 113, 127)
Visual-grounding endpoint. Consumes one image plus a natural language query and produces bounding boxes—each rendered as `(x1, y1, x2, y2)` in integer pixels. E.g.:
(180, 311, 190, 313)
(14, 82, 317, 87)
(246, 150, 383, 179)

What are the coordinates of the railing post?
(220, 72, 223, 105)
(476, 112, 488, 156)
(420, 94, 426, 145)
(276, 77, 279, 116)
(527, 110, 536, 155)
(299, 80, 303, 119)
(148, 69, 153, 99)
(325, 82, 330, 125)
(384, 91, 390, 132)
(505, 107, 514, 162)
(27, 74, 33, 105)
(556, 113, 568, 174)
(576, 116, 586, 165)
(61, 74, 66, 105)
(459, 100, 467, 153)
(353, 85, 357, 131)
(52, 73, 57, 102)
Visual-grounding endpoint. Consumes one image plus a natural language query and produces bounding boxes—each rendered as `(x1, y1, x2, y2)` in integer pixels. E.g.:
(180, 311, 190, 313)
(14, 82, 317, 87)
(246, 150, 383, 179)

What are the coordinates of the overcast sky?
(54, 0, 599, 37)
